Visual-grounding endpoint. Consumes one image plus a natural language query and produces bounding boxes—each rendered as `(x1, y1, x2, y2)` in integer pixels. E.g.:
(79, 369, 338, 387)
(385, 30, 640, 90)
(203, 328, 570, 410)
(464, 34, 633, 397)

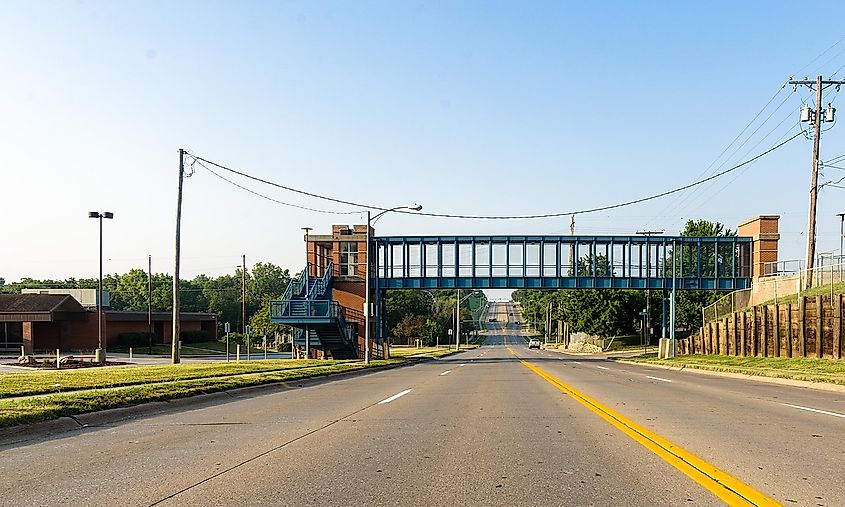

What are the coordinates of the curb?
(0, 358, 426, 448)
(613, 359, 845, 393)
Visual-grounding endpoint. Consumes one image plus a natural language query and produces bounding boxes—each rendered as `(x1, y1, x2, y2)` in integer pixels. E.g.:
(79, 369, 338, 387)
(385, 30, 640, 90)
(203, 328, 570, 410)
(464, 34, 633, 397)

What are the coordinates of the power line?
(188, 132, 802, 221)
(191, 157, 360, 215)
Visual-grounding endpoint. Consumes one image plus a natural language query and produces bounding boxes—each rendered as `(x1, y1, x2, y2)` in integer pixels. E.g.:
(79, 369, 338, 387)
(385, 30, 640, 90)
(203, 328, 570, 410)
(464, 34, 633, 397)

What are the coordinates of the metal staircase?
(270, 263, 359, 359)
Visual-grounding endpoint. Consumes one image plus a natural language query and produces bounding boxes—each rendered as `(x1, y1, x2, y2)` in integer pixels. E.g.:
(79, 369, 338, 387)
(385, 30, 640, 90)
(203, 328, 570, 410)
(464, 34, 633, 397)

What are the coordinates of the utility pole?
(148, 254, 152, 355)
(636, 230, 664, 343)
(172, 148, 185, 364)
(241, 254, 247, 335)
(789, 76, 845, 289)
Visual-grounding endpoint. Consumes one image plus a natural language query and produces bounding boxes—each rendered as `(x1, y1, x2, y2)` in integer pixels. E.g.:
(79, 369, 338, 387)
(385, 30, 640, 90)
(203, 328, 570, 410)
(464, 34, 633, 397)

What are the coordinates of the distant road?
(1, 301, 842, 505)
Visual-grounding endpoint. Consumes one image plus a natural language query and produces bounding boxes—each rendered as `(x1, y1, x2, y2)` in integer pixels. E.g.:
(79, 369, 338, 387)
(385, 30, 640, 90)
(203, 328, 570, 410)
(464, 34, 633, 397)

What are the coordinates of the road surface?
(1, 302, 843, 505)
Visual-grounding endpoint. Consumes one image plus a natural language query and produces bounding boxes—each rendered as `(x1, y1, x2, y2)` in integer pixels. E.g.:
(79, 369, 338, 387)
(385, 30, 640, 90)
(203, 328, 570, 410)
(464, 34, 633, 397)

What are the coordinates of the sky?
(2, 1, 845, 287)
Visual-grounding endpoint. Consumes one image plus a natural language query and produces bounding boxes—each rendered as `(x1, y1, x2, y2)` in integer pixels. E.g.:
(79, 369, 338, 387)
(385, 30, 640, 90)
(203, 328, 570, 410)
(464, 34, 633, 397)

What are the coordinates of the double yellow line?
(507, 346, 780, 506)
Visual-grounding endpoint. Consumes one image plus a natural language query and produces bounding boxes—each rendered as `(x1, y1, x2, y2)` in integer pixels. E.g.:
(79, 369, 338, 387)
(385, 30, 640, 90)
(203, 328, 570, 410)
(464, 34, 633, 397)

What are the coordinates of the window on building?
(340, 242, 358, 276)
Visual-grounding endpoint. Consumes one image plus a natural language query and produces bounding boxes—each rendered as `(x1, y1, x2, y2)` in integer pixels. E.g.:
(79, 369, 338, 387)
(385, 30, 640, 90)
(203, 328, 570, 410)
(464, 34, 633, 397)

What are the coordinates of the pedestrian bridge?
(373, 235, 753, 290)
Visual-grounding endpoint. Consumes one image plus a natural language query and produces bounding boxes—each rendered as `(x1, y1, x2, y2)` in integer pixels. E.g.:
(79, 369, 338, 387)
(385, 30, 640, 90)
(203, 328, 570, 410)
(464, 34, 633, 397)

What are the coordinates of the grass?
(0, 360, 346, 399)
(617, 354, 845, 385)
(758, 280, 845, 306)
(0, 359, 403, 428)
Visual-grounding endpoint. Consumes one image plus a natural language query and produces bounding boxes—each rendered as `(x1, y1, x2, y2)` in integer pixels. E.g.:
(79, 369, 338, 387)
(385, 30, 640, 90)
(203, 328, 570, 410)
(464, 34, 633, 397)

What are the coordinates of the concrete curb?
(0, 359, 426, 448)
(614, 359, 845, 393)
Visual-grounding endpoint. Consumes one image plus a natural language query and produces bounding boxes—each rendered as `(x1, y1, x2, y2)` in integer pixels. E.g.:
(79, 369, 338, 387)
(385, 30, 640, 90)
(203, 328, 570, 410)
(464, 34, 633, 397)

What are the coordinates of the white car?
(528, 339, 541, 349)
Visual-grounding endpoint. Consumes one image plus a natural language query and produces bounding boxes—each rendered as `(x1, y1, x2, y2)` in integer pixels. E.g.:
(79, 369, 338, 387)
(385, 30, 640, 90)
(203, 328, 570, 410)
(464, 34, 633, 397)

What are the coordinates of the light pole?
(365, 204, 422, 364)
(88, 211, 114, 363)
(302, 227, 312, 359)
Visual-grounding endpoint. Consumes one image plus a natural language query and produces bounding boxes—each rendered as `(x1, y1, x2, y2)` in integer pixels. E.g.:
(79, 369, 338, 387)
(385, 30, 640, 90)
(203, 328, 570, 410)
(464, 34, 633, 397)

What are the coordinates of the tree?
(675, 219, 736, 329)
(392, 314, 428, 345)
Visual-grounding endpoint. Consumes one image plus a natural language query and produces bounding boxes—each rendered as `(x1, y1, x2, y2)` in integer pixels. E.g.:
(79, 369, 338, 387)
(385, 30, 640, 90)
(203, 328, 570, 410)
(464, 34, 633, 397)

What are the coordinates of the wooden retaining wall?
(678, 294, 844, 359)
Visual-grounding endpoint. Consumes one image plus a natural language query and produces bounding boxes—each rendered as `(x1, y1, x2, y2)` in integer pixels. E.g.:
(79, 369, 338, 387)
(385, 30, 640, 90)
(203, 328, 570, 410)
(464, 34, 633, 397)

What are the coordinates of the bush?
(275, 342, 292, 352)
(179, 330, 209, 344)
(114, 332, 156, 347)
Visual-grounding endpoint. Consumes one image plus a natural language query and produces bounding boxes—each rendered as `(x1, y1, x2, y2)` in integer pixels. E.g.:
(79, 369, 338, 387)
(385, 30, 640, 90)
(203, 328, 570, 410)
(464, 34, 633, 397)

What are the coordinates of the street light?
(88, 211, 114, 363)
(365, 204, 423, 364)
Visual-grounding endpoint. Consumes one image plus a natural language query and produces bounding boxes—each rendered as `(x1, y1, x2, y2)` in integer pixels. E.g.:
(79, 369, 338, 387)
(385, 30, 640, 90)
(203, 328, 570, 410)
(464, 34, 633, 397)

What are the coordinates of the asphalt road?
(1, 302, 844, 506)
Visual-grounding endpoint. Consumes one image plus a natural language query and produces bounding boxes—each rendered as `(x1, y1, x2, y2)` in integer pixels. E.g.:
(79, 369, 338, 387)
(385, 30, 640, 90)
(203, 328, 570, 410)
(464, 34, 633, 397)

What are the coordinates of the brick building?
(0, 293, 217, 353)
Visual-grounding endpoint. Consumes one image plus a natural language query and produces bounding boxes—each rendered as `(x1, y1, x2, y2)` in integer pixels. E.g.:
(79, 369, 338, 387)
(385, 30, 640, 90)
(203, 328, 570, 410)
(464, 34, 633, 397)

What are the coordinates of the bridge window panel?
(717, 241, 734, 277)
(475, 242, 490, 277)
(340, 242, 358, 277)
(459, 243, 473, 277)
(441, 244, 456, 277)
(577, 242, 593, 276)
(492, 243, 507, 276)
(425, 243, 439, 277)
(390, 244, 405, 278)
(543, 243, 557, 276)
(509, 243, 524, 276)
(629, 244, 641, 278)
(646, 244, 660, 278)
(700, 241, 716, 277)
(594, 243, 609, 276)
(377, 244, 387, 277)
(738, 242, 751, 277)
(612, 243, 625, 277)
(407, 244, 422, 277)
(561, 243, 575, 276)
(678, 242, 694, 278)
(526, 243, 540, 277)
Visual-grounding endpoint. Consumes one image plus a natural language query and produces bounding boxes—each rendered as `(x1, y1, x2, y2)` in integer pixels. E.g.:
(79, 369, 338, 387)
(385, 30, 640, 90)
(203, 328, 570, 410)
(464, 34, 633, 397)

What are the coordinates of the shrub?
(114, 332, 156, 347)
(179, 330, 209, 344)
(275, 342, 292, 352)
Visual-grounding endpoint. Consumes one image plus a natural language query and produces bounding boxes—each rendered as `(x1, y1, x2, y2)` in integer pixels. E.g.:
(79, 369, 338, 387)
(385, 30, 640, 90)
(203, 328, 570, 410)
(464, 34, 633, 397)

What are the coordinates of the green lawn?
(0, 359, 403, 428)
(758, 280, 845, 306)
(0, 360, 341, 399)
(618, 354, 845, 385)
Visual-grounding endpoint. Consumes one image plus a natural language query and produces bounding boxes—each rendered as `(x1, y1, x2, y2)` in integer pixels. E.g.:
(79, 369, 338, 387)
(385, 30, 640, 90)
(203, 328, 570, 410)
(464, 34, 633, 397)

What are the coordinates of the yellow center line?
(505, 346, 780, 507)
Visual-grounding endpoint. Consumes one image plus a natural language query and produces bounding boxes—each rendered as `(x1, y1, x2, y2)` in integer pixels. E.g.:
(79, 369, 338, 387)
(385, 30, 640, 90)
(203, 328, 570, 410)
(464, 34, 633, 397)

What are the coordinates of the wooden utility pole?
(789, 76, 845, 289)
(172, 148, 184, 364)
(242, 254, 247, 334)
(148, 254, 153, 355)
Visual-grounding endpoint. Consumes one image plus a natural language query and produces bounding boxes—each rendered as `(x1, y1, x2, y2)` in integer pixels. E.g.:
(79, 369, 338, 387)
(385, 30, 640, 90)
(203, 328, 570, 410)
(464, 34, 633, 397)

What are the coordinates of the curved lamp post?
(88, 211, 114, 363)
(365, 204, 422, 364)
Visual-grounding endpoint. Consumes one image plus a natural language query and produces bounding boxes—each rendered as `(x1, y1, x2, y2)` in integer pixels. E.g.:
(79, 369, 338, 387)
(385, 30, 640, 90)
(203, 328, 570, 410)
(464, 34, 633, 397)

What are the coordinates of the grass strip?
(389, 345, 478, 359)
(0, 360, 344, 399)
(617, 354, 845, 386)
(0, 359, 405, 428)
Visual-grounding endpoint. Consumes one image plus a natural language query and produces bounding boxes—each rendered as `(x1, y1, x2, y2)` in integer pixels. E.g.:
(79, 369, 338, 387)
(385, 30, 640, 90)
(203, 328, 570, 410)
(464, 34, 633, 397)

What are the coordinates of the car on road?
(528, 339, 541, 349)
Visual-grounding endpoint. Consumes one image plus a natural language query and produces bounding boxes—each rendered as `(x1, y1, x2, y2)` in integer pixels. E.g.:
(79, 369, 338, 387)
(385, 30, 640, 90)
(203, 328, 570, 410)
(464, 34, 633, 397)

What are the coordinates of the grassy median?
(618, 354, 845, 386)
(0, 359, 406, 428)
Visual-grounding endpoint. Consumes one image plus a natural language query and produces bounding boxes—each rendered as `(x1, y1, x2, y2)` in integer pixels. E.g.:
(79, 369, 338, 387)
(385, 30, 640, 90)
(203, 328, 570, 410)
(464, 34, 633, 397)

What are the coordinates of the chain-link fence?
(702, 288, 751, 326)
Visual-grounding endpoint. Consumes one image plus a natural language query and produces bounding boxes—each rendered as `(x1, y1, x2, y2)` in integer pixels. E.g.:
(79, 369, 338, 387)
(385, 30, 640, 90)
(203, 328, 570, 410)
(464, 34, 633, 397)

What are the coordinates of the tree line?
(385, 289, 487, 346)
(1, 262, 292, 337)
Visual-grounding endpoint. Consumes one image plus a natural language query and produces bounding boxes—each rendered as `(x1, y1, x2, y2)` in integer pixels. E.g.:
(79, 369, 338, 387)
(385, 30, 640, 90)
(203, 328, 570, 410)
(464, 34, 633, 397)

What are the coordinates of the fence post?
(732, 312, 739, 356)
(799, 297, 807, 358)
(787, 304, 793, 358)
(761, 307, 768, 358)
(751, 306, 758, 357)
(56, 348, 60, 370)
(817, 295, 824, 359)
(834, 294, 842, 360)
(773, 304, 780, 358)
(740, 311, 747, 357)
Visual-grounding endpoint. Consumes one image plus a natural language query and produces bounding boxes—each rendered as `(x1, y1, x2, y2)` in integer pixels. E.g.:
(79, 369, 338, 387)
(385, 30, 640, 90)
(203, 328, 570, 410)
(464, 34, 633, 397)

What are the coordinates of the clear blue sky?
(2, 1, 845, 283)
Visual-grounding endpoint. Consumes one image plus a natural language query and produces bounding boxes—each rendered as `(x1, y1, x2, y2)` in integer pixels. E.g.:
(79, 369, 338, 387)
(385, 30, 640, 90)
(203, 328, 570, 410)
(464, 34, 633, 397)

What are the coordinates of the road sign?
(224, 322, 231, 333)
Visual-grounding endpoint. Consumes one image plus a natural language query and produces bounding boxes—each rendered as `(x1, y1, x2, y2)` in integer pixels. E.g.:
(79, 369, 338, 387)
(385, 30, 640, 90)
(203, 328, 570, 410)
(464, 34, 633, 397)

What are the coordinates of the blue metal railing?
(306, 262, 333, 299)
(274, 268, 307, 317)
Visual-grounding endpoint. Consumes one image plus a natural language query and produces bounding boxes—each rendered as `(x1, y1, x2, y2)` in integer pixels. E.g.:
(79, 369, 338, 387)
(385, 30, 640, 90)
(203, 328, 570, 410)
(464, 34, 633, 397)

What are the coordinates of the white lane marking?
(646, 376, 673, 383)
(458, 363, 466, 367)
(572, 361, 583, 365)
(377, 389, 413, 405)
(782, 403, 845, 419)
(596, 366, 610, 370)
(439, 370, 452, 376)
